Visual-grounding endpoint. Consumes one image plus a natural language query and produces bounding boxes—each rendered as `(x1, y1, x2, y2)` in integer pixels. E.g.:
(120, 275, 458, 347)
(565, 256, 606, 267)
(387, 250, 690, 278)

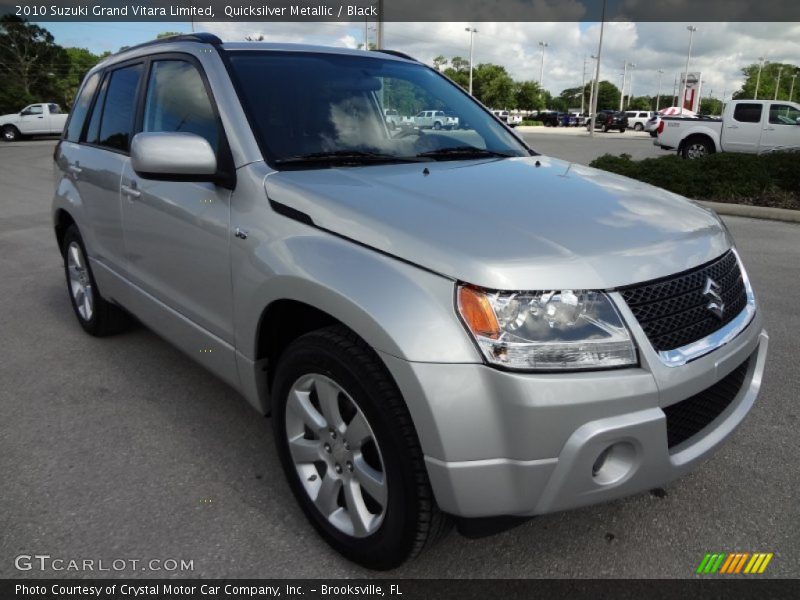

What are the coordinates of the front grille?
(663, 357, 750, 449)
(620, 251, 747, 352)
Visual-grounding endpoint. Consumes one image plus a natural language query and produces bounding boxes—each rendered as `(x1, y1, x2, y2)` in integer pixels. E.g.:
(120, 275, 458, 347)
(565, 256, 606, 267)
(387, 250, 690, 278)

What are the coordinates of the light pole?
(581, 56, 588, 115)
(655, 69, 664, 111)
(774, 65, 784, 100)
(790, 72, 798, 103)
(588, 54, 598, 120)
(619, 61, 629, 111)
(465, 27, 478, 95)
(679, 25, 697, 114)
(538, 41, 549, 88)
(755, 57, 768, 99)
(627, 63, 636, 109)
(672, 74, 678, 107)
(589, 0, 607, 137)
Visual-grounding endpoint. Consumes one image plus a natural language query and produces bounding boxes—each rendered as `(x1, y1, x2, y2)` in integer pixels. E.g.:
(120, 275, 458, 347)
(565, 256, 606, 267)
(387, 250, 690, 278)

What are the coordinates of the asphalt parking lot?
(1, 139, 798, 579)
(518, 126, 665, 164)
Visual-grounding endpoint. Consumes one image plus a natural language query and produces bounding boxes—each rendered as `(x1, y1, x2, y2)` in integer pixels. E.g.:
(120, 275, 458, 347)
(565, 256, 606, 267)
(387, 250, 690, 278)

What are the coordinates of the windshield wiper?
(416, 146, 515, 160)
(275, 150, 422, 167)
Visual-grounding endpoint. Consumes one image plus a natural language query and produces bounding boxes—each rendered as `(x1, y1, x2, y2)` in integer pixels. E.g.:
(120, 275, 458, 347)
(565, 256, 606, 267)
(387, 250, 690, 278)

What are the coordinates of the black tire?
(433, 121, 442, 130)
(271, 326, 451, 570)
(603, 125, 610, 133)
(634, 123, 644, 131)
(2, 125, 20, 142)
(620, 127, 626, 133)
(681, 135, 714, 159)
(62, 225, 130, 336)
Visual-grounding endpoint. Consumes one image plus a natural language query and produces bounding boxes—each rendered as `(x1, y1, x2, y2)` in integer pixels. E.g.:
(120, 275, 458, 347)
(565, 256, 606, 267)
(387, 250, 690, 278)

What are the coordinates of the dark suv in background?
(588, 110, 629, 133)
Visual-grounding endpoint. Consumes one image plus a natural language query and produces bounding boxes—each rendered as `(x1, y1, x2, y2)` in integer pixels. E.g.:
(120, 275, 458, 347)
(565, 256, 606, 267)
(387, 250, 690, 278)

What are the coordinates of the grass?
(589, 151, 800, 210)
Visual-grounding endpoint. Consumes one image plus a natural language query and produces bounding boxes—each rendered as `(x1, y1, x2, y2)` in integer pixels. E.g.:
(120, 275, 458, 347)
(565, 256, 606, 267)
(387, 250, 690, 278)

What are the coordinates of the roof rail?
(112, 32, 223, 57)
(371, 49, 419, 62)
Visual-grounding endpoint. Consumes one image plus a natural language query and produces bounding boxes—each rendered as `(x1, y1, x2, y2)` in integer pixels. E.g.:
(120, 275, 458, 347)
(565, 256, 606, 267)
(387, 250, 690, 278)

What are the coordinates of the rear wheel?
(634, 123, 644, 131)
(2, 125, 20, 142)
(271, 326, 450, 570)
(433, 121, 442, 130)
(681, 136, 714, 159)
(62, 225, 130, 336)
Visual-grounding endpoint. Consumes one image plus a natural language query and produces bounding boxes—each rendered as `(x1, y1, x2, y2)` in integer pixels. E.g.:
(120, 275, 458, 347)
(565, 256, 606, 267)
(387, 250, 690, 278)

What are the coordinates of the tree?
(432, 55, 448, 71)
(472, 63, 516, 109)
(156, 31, 183, 39)
(699, 97, 724, 116)
(626, 96, 651, 111)
(56, 47, 102, 108)
(450, 56, 470, 73)
(516, 80, 545, 111)
(0, 16, 68, 112)
(442, 66, 469, 91)
(733, 62, 799, 101)
(593, 80, 621, 111)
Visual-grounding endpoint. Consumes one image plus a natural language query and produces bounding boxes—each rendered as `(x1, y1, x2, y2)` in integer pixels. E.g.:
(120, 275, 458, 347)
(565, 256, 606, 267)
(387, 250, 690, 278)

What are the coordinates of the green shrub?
(520, 120, 543, 126)
(589, 151, 800, 210)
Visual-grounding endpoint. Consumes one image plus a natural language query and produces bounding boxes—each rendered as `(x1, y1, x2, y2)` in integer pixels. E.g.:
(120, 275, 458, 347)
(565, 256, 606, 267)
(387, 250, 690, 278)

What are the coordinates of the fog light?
(591, 442, 636, 485)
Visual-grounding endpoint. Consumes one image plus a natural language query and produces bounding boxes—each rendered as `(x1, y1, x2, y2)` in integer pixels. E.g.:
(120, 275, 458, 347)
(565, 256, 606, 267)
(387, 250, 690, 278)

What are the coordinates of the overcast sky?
(46, 21, 800, 100)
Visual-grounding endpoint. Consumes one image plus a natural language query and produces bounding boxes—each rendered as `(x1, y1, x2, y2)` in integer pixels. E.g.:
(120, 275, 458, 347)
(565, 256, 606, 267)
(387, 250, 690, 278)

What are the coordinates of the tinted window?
(768, 103, 800, 125)
(97, 63, 143, 151)
(24, 105, 43, 115)
(65, 73, 100, 142)
(49, 104, 62, 114)
(733, 103, 762, 123)
(85, 75, 109, 144)
(142, 60, 219, 152)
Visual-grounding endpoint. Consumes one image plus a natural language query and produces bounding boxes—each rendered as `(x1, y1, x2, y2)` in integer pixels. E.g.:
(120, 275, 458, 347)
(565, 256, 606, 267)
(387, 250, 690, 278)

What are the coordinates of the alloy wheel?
(66, 241, 94, 321)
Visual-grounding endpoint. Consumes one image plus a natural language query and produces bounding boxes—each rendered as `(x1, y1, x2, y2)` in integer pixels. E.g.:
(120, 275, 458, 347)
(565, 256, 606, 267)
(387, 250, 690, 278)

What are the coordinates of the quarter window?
(768, 103, 800, 125)
(733, 103, 762, 123)
(97, 63, 143, 151)
(64, 73, 100, 142)
(142, 60, 220, 152)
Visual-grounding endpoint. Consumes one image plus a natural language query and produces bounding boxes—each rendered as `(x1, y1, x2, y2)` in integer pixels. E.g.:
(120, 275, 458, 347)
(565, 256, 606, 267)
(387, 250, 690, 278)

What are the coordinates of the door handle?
(764, 127, 775, 131)
(67, 164, 82, 175)
(234, 227, 249, 240)
(37, 116, 44, 119)
(121, 183, 141, 199)
(726, 125, 739, 129)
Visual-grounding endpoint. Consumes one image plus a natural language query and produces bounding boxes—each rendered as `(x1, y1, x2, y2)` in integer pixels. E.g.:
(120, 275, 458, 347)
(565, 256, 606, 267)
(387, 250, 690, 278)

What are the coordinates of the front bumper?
(379, 309, 767, 518)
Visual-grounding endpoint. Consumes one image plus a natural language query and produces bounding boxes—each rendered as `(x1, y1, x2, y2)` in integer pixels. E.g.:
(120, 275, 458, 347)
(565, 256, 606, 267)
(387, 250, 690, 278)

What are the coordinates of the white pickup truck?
(413, 109, 459, 130)
(655, 99, 800, 159)
(492, 110, 522, 127)
(1, 103, 69, 141)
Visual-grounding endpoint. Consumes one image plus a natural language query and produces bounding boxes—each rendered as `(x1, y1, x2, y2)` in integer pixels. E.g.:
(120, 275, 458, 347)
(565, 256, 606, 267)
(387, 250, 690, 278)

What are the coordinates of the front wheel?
(433, 121, 442, 130)
(271, 326, 450, 570)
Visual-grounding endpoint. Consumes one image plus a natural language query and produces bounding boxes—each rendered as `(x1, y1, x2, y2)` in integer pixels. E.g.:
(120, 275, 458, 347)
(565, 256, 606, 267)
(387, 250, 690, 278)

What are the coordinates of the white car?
(414, 110, 458, 130)
(655, 100, 800, 158)
(624, 110, 654, 132)
(492, 110, 522, 127)
(1, 103, 69, 141)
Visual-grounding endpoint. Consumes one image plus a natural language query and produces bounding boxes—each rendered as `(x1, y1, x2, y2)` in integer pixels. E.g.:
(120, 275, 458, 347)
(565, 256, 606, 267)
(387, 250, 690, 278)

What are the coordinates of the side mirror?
(796, 117, 800, 125)
(131, 132, 217, 181)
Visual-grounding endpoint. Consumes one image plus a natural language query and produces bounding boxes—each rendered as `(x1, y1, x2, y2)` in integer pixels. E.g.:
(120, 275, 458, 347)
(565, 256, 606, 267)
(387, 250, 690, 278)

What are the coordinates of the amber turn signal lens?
(457, 286, 500, 339)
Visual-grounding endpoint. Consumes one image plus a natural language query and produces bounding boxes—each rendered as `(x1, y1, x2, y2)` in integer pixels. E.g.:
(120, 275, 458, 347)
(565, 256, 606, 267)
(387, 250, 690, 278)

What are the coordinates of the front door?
(760, 103, 800, 152)
(18, 105, 47, 134)
(120, 57, 234, 345)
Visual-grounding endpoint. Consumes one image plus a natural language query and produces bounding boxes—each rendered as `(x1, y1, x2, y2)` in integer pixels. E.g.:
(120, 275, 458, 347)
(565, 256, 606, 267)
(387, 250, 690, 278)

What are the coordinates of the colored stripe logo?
(696, 552, 773, 574)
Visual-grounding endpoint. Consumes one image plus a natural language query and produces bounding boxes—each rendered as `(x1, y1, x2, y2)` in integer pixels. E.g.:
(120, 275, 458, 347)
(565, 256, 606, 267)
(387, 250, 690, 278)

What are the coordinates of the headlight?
(456, 285, 637, 371)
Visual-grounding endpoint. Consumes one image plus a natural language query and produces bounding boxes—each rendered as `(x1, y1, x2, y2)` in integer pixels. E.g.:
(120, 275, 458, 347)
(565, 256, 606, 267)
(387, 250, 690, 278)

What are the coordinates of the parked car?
(540, 111, 570, 127)
(414, 109, 458, 130)
(492, 110, 522, 127)
(655, 99, 800, 158)
(383, 108, 414, 130)
(588, 110, 629, 132)
(646, 108, 697, 137)
(0, 103, 68, 141)
(625, 110, 654, 131)
(53, 34, 768, 570)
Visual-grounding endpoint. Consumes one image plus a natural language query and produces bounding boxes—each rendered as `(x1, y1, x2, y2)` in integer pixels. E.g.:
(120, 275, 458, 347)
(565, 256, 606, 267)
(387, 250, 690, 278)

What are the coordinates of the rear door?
(760, 103, 800, 152)
(723, 103, 764, 153)
(120, 55, 235, 344)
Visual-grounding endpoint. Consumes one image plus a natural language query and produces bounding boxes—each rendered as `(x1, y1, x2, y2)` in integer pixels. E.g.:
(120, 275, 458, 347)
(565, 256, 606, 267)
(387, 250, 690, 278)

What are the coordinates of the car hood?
(263, 156, 730, 290)
(0, 112, 19, 122)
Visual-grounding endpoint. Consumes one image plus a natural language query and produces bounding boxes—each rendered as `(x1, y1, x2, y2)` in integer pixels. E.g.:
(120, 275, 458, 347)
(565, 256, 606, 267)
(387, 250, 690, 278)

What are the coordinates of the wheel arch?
(53, 208, 77, 253)
(679, 132, 717, 157)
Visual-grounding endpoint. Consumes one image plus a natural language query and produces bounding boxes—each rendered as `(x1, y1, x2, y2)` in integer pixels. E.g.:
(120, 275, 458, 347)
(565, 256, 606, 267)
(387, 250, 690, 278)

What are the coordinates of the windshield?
(227, 51, 531, 168)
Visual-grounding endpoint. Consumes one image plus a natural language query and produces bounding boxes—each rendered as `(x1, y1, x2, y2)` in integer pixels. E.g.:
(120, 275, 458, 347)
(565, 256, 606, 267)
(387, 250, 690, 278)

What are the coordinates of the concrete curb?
(698, 200, 800, 224)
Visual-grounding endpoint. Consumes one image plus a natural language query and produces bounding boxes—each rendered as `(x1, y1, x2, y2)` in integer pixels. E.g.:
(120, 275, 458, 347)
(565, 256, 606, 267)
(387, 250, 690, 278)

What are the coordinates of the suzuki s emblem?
(703, 277, 725, 319)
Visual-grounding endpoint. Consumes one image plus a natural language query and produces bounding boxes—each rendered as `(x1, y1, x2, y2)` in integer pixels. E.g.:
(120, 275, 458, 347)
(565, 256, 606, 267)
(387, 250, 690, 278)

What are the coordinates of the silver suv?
(52, 34, 768, 570)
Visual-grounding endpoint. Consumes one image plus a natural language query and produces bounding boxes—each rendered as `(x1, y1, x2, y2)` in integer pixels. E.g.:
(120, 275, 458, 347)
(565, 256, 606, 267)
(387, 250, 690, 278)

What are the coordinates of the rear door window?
(768, 103, 800, 125)
(96, 63, 144, 151)
(733, 103, 762, 124)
